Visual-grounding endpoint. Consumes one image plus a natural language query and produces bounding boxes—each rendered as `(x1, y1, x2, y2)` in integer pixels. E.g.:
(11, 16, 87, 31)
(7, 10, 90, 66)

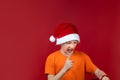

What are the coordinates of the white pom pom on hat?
(49, 35, 55, 42)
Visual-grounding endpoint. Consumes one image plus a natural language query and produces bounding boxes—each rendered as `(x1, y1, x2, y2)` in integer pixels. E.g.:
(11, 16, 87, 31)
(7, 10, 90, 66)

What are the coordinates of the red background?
(0, 0, 120, 80)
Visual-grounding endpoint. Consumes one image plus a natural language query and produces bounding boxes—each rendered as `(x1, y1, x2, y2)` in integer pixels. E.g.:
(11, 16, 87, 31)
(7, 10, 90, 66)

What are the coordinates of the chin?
(68, 52, 73, 55)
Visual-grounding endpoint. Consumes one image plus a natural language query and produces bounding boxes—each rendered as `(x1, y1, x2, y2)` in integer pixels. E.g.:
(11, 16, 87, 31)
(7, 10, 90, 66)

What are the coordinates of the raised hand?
(63, 55, 74, 71)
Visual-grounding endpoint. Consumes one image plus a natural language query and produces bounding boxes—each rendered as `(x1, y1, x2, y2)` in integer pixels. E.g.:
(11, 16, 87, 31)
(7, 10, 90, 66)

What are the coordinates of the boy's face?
(60, 40, 79, 56)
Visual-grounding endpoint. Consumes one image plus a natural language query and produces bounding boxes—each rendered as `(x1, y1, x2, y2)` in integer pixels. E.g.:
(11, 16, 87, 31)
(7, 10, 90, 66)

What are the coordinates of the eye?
(66, 41, 71, 44)
(73, 41, 78, 44)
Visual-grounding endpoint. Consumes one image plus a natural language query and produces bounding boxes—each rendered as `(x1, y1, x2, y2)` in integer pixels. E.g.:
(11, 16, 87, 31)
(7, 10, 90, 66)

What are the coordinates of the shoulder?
(47, 50, 60, 59)
(75, 50, 88, 56)
(75, 50, 90, 58)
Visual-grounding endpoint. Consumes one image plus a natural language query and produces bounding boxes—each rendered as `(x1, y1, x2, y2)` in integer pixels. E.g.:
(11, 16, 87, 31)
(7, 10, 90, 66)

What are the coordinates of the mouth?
(67, 49, 74, 55)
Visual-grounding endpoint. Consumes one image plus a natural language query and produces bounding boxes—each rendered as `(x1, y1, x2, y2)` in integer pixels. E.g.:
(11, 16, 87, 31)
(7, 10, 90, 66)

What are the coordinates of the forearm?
(48, 68, 68, 80)
(55, 68, 67, 80)
(94, 69, 110, 80)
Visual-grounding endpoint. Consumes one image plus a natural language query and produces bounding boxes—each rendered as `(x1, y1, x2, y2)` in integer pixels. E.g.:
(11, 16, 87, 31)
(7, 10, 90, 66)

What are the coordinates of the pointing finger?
(67, 55, 71, 60)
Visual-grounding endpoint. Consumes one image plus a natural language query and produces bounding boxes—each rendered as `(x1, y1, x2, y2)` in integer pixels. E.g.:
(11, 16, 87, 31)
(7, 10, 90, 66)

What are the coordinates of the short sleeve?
(84, 54, 98, 74)
(45, 54, 55, 75)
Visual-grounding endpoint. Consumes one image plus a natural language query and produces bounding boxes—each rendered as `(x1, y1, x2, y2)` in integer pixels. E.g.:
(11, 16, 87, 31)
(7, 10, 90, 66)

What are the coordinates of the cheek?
(64, 46, 69, 50)
(73, 44, 77, 49)
(62, 45, 68, 50)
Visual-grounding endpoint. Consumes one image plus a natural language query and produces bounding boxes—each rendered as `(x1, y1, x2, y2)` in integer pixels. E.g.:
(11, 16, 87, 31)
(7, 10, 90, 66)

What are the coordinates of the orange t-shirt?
(45, 50, 98, 80)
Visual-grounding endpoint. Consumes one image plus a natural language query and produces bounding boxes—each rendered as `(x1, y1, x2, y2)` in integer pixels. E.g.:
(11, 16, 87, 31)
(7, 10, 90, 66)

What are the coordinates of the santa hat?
(49, 23, 80, 45)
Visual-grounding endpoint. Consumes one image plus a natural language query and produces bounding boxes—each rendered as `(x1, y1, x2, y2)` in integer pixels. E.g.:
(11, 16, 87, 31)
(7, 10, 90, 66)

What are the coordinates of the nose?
(69, 44, 75, 49)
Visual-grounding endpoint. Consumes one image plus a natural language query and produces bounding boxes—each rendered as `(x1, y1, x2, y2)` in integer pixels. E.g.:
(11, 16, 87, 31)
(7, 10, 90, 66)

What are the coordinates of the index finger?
(67, 55, 71, 60)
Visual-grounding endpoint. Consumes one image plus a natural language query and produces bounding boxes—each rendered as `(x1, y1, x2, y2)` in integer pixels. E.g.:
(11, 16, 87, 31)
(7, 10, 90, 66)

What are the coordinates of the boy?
(45, 23, 110, 80)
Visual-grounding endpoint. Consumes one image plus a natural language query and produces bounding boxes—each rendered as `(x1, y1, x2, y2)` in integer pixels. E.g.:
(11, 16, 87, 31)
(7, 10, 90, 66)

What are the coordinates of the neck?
(60, 49, 67, 56)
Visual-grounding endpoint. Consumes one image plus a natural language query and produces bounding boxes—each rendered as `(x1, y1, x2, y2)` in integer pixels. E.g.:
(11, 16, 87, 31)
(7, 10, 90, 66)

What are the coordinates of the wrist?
(100, 75, 109, 80)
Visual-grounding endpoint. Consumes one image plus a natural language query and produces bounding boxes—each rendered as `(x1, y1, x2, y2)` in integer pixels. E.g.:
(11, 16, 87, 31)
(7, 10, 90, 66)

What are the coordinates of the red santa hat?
(49, 23, 80, 45)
